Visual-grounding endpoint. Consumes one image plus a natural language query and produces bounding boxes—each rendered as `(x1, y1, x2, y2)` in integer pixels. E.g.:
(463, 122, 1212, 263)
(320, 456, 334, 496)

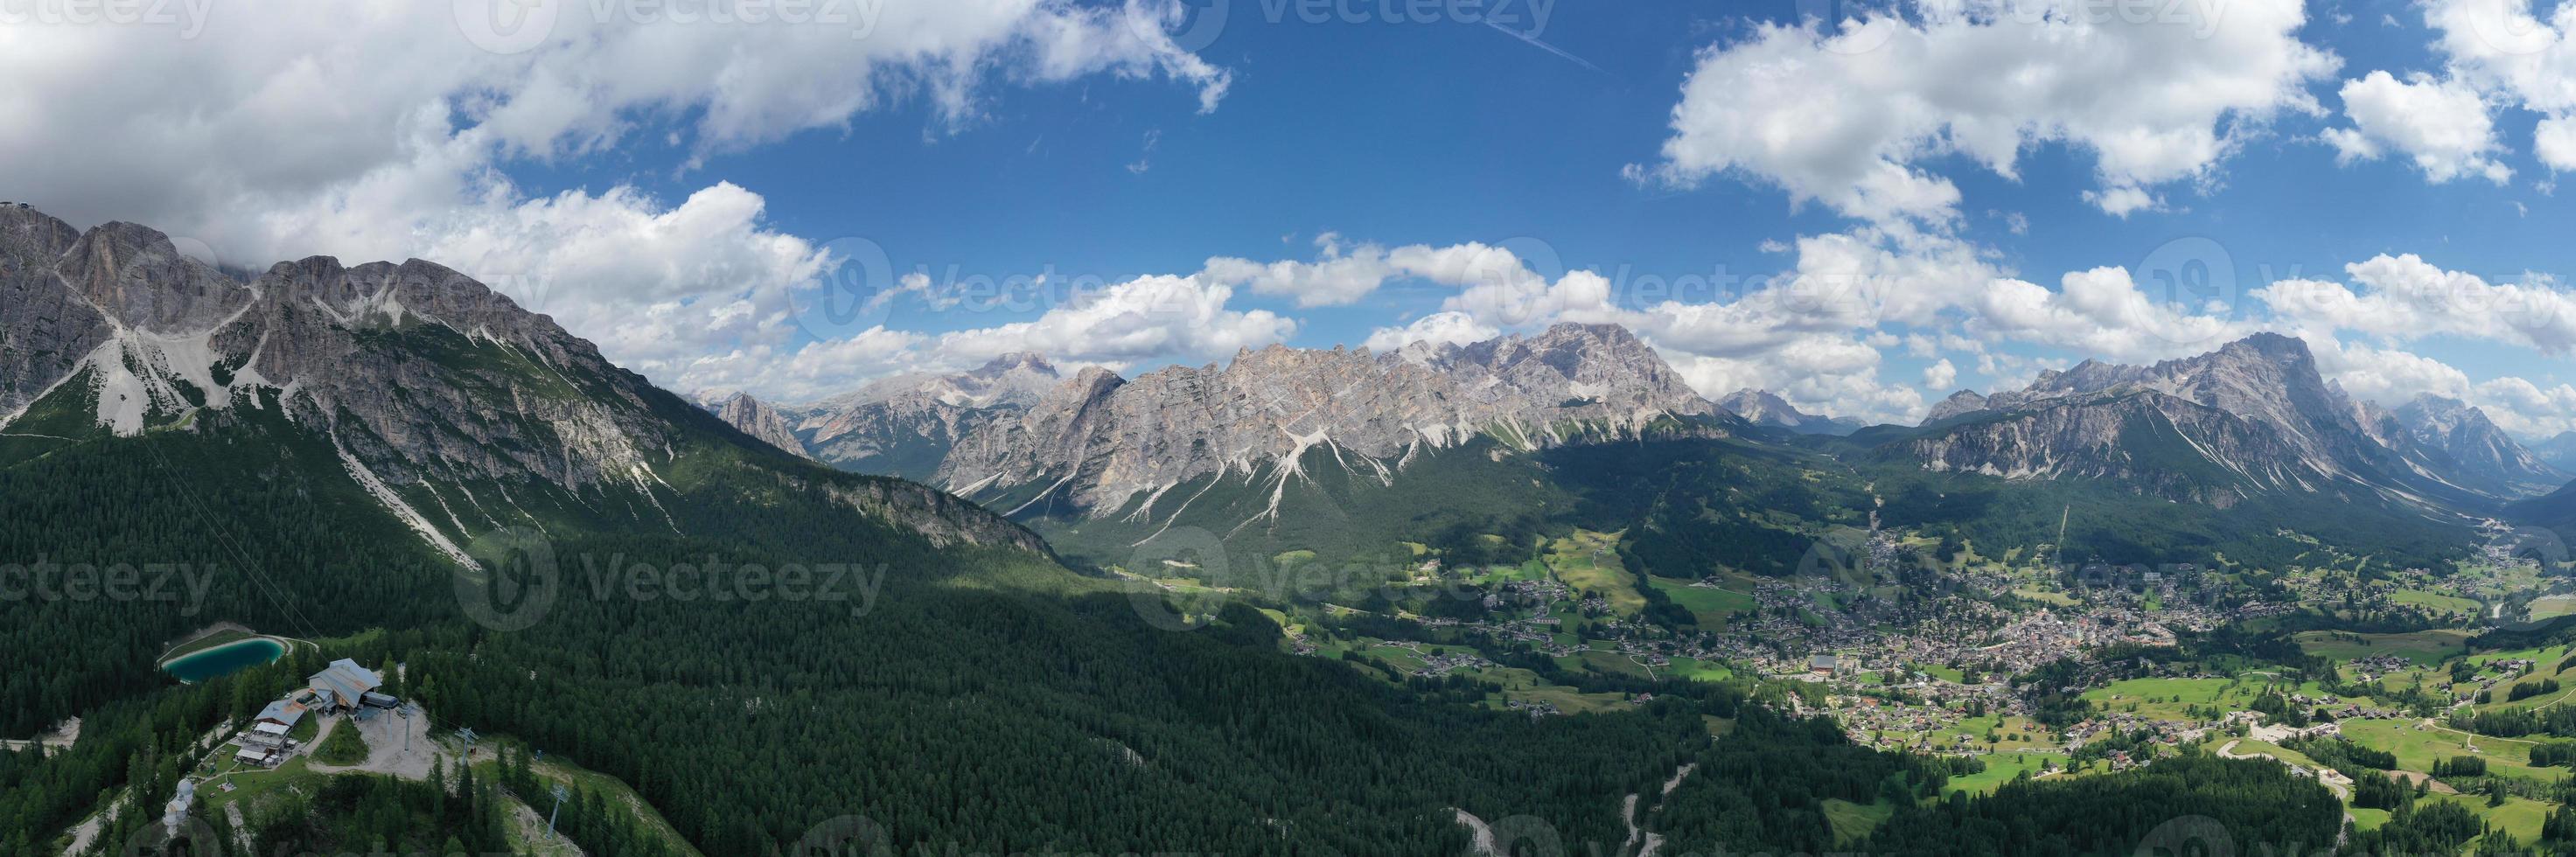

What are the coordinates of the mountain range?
(1715, 388, 1867, 435)
(693, 319, 2569, 582)
(0, 203, 1041, 564)
(0, 206, 2532, 854)
(1907, 334, 2564, 508)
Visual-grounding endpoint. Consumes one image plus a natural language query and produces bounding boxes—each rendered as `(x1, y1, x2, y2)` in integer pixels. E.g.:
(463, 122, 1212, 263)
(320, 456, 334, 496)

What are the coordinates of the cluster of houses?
(229, 658, 399, 768)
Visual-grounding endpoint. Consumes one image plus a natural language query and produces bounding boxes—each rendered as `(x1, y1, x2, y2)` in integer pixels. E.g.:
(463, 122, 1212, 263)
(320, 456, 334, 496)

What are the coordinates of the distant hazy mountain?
(2531, 430, 2576, 471)
(699, 353, 1059, 481)
(706, 391, 813, 460)
(2389, 394, 2566, 497)
(1716, 388, 1865, 435)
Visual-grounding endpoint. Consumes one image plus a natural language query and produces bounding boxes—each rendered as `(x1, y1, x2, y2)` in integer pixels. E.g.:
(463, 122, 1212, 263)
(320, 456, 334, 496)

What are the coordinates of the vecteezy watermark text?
(570, 554, 888, 615)
(0, 0, 210, 37)
(0, 560, 215, 616)
(457, 526, 894, 630)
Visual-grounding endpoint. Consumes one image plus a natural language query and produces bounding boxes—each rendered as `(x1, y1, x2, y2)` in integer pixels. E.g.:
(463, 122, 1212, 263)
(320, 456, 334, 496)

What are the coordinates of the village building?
(255, 699, 305, 729)
(308, 658, 384, 712)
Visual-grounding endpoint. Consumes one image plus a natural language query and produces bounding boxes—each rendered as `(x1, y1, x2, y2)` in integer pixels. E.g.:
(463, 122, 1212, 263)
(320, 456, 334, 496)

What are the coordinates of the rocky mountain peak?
(2391, 393, 2563, 495)
(1923, 390, 1991, 424)
(936, 323, 1724, 521)
(59, 220, 251, 335)
(0, 203, 81, 266)
(975, 352, 1055, 375)
(716, 392, 812, 459)
(1718, 388, 1863, 435)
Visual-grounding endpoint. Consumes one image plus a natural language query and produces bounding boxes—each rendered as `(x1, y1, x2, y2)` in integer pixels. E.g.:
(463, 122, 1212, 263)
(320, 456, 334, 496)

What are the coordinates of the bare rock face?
(1719, 388, 1864, 435)
(1907, 391, 2312, 506)
(937, 323, 1725, 517)
(715, 392, 813, 459)
(1922, 390, 1990, 424)
(2534, 431, 2576, 471)
(700, 353, 1065, 480)
(1900, 333, 2536, 505)
(0, 206, 1041, 554)
(2391, 394, 2565, 496)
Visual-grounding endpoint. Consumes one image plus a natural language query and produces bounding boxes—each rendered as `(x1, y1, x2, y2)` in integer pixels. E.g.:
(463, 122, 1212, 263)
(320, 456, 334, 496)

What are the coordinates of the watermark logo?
(1146, 0, 1231, 52)
(1798, 0, 1900, 54)
(1127, 526, 1234, 631)
(452, 0, 560, 54)
(2482, 523, 2571, 575)
(116, 813, 224, 857)
(0, 559, 216, 616)
(2458, 0, 2560, 56)
(2132, 814, 2232, 857)
(0, 0, 211, 38)
(452, 0, 887, 54)
(458, 526, 561, 631)
(2134, 235, 2239, 346)
(456, 526, 892, 628)
(1486, 814, 1567, 857)
(791, 236, 898, 339)
(789, 814, 895, 857)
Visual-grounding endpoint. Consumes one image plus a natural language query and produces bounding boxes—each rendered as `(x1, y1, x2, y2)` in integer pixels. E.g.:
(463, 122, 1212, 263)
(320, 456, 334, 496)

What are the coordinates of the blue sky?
(6, 0, 2576, 432)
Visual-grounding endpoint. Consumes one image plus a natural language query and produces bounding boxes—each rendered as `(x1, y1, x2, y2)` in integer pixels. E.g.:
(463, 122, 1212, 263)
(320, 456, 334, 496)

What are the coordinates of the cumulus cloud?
(1636, 0, 2338, 222)
(932, 275, 1295, 371)
(2322, 71, 2512, 183)
(2419, 0, 2576, 172)
(2256, 254, 2576, 353)
(0, 0, 1229, 394)
(1363, 311, 1500, 352)
(1198, 236, 1529, 307)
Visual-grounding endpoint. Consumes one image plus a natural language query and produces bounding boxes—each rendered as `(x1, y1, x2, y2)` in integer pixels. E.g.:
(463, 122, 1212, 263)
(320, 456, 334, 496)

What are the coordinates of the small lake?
(160, 638, 286, 683)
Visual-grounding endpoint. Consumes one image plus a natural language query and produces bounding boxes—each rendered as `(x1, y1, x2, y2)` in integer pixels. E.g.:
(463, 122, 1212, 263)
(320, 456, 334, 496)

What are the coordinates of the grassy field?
(2439, 793, 2554, 844)
(2293, 630, 2474, 665)
(1821, 798, 1894, 844)
(2338, 719, 2551, 783)
(1545, 530, 1644, 615)
(2081, 676, 2327, 721)
(2532, 596, 2576, 622)
(1646, 575, 1756, 626)
(315, 717, 370, 765)
(1661, 656, 1734, 682)
(1943, 753, 2070, 796)
(2390, 588, 2482, 617)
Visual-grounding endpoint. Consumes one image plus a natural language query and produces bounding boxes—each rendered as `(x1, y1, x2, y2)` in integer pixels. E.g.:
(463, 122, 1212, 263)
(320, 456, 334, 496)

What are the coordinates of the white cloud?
(2323, 71, 2512, 183)
(932, 275, 1295, 371)
(1363, 311, 1500, 352)
(1637, 0, 2338, 222)
(2256, 254, 2576, 353)
(2538, 115, 2576, 170)
(1198, 236, 1529, 308)
(1923, 358, 1958, 389)
(0, 0, 1229, 394)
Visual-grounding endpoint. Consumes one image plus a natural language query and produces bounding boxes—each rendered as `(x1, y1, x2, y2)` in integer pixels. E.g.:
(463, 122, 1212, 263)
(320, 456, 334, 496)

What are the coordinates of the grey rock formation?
(1898, 333, 2530, 506)
(1922, 390, 1990, 424)
(696, 353, 1064, 480)
(0, 206, 1038, 555)
(714, 392, 813, 459)
(937, 323, 1724, 519)
(1718, 388, 1864, 435)
(2532, 431, 2576, 471)
(2391, 394, 2565, 496)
